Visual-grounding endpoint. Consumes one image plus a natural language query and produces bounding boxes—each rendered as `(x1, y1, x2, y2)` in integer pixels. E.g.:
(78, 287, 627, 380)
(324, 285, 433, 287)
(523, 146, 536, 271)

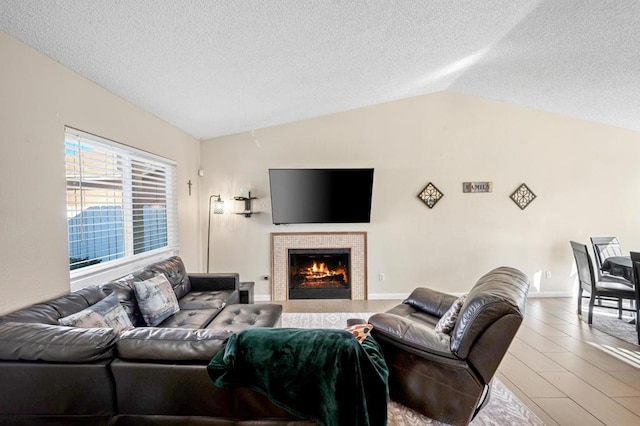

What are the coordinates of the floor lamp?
(206, 194, 224, 273)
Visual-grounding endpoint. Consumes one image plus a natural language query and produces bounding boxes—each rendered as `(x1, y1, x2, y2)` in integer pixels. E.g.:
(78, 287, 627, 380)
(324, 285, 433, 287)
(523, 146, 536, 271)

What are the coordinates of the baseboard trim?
(254, 292, 573, 302)
(368, 293, 410, 300)
(528, 291, 573, 298)
(255, 294, 410, 301)
(371, 292, 574, 299)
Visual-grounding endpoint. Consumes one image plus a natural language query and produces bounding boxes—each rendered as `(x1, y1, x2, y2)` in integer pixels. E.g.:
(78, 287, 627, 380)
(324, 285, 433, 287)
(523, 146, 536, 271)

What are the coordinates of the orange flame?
(311, 261, 330, 274)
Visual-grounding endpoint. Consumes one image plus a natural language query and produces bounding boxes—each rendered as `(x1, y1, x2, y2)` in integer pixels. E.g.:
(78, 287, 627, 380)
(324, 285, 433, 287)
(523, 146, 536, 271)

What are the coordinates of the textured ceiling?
(1, 1, 638, 140)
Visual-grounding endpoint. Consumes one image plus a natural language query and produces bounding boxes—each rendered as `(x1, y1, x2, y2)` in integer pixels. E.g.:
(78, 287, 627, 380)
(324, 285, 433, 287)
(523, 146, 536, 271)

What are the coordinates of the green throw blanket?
(207, 328, 389, 426)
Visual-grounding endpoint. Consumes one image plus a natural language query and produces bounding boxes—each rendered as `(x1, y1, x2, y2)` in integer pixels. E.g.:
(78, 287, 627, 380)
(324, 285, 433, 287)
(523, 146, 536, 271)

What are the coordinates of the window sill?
(70, 248, 179, 291)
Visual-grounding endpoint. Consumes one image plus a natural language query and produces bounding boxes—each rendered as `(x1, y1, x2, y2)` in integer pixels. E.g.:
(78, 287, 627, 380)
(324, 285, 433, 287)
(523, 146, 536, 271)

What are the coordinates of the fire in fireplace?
(288, 248, 351, 299)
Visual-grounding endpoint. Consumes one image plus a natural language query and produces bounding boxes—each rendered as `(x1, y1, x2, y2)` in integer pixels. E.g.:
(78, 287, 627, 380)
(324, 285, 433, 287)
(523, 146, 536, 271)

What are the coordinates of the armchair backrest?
(450, 267, 529, 383)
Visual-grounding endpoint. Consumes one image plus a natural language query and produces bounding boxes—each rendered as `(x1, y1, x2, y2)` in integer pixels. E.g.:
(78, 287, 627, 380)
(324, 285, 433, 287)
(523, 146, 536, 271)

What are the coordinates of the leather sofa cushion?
(47, 286, 109, 318)
(145, 256, 192, 299)
(179, 290, 233, 310)
(117, 327, 231, 361)
(0, 322, 118, 362)
(156, 308, 221, 329)
(207, 304, 283, 333)
(403, 287, 458, 318)
(1, 286, 109, 325)
(368, 310, 457, 359)
(0, 302, 64, 325)
(381, 302, 440, 327)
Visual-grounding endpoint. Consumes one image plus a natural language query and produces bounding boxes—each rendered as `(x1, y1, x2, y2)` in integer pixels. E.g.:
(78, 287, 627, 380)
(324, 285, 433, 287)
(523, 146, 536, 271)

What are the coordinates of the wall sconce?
(206, 194, 224, 273)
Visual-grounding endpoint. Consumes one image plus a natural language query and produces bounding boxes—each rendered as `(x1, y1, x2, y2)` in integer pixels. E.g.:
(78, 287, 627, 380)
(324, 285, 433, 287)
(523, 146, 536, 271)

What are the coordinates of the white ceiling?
(1, 1, 639, 140)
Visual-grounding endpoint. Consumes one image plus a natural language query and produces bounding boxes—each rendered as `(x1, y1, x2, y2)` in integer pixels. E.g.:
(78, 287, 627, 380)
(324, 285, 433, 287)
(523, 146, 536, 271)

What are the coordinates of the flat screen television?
(269, 168, 374, 224)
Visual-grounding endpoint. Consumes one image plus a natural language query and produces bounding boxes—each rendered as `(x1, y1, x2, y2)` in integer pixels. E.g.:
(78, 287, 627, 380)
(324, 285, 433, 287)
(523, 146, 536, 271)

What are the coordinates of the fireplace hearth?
(289, 248, 351, 299)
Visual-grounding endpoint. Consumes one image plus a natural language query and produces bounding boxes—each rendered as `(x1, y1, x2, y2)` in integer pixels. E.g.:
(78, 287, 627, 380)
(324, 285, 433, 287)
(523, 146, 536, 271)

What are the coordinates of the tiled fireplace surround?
(271, 232, 367, 301)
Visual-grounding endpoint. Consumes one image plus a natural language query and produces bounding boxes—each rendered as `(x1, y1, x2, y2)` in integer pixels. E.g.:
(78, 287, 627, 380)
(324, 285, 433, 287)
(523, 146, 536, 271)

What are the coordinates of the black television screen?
(269, 168, 374, 224)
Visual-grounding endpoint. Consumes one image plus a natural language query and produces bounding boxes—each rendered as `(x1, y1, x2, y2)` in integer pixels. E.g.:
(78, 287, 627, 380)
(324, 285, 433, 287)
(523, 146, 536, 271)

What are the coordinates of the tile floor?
(272, 297, 640, 426)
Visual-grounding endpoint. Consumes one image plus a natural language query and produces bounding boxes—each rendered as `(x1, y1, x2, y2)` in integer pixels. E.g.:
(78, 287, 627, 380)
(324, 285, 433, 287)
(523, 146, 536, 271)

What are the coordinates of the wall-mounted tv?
(269, 168, 374, 224)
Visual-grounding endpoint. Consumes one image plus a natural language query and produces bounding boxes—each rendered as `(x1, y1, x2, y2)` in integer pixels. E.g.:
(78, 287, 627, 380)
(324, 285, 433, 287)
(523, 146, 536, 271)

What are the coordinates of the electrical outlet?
(544, 271, 551, 279)
(379, 273, 385, 281)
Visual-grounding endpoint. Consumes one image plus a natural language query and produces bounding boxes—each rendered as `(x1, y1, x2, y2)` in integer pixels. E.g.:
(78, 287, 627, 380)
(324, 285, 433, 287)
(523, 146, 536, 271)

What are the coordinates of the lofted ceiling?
(1, 1, 639, 140)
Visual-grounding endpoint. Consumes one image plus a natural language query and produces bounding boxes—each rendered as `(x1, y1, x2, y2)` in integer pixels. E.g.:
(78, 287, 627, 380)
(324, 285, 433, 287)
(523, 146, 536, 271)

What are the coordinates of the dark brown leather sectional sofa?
(0, 256, 311, 425)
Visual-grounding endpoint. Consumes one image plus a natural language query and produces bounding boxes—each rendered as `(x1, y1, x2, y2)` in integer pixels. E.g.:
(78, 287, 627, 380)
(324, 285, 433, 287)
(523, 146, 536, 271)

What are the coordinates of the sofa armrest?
(189, 273, 239, 292)
(368, 313, 456, 359)
(403, 287, 458, 317)
(117, 327, 232, 362)
(0, 321, 117, 362)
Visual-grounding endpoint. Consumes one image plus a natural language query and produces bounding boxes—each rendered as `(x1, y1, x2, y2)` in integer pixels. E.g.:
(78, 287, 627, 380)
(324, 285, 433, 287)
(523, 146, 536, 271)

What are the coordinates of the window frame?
(65, 127, 178, 290)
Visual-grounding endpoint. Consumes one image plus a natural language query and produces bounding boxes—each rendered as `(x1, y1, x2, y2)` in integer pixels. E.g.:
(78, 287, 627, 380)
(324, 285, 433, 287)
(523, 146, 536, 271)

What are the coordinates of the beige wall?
(201, 91, 640, 300)
(0, 31, 201, 314)
(3, 26, 640, 311)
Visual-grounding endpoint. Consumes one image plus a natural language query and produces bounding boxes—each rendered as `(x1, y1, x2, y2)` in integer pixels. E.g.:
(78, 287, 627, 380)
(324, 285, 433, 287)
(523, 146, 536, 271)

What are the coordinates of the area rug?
(281, 312, 545, 426)
(579, 302, 639, 345)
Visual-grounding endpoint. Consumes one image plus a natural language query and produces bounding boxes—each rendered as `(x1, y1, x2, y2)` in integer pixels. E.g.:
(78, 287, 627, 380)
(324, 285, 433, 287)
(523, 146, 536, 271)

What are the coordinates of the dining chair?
(570, 241, 635, 323)
(627, 252, 640, 344)
(590, 237, 633, 285)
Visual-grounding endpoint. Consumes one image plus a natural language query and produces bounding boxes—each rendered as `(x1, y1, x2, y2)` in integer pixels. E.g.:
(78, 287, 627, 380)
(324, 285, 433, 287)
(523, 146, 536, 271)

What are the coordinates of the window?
(65, 128, 177, 279)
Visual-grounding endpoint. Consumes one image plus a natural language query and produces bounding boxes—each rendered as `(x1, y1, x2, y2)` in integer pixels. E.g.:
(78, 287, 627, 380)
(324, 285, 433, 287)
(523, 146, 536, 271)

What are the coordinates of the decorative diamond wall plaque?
(510, 183, 536, 210)
(418, 182, 443, 209)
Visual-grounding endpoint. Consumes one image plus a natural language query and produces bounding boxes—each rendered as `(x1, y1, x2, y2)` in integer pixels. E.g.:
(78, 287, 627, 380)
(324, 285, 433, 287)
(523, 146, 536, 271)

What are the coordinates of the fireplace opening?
(288, 248, 351, 299)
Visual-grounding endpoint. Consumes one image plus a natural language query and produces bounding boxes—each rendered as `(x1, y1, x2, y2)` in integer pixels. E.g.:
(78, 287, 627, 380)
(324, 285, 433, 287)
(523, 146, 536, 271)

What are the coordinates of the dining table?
(600, 255, 634, 284)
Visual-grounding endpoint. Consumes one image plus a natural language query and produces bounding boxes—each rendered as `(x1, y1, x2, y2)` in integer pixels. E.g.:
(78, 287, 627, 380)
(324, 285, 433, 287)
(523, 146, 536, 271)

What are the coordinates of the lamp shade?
(213, 198, 224, 214)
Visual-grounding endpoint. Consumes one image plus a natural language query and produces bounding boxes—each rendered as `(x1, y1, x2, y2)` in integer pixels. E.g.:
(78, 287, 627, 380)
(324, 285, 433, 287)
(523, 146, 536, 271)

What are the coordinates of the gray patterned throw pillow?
(133, 274, 180, 326)
(59, 293, 133, 333)
(435, 294, 467, 334)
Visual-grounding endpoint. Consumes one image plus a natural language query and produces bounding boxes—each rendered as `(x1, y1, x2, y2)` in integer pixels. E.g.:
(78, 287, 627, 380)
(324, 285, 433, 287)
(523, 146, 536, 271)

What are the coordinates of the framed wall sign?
(462, 182, 492, 193)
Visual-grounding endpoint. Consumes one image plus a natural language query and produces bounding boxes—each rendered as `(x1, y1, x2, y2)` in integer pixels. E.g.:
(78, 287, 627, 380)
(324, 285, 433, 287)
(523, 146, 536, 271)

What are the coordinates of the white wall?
(201, 91, 640, 300)
(0, 31, 201, 314)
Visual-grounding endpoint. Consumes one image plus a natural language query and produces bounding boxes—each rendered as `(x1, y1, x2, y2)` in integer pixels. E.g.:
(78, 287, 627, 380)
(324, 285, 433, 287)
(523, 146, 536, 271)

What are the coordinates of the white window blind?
(65, 128, 177, 278)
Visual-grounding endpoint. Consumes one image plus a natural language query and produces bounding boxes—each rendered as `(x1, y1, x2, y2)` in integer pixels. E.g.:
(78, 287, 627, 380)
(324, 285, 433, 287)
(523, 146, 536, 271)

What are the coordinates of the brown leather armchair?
(368, 267, 529, 426)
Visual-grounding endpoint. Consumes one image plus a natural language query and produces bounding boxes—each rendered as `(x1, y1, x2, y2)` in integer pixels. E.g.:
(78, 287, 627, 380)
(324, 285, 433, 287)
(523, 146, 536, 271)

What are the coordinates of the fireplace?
(271, 232, 367, 301)
(289, 248, 351, 299)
